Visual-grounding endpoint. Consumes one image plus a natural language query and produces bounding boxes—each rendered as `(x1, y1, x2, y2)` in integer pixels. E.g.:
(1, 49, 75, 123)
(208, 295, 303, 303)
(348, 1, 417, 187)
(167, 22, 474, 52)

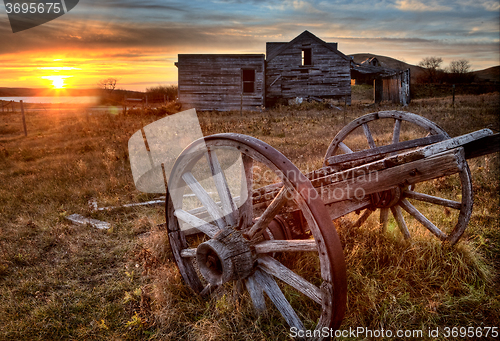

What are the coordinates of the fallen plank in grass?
(66, 213, 111, 230)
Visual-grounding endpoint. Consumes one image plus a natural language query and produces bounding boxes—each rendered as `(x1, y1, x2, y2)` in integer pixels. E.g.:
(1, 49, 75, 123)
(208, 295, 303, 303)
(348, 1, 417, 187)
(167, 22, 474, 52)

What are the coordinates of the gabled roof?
(266, 30, 350, 62)
(361, 57, 381, 66)
(351, 61, 398, 77)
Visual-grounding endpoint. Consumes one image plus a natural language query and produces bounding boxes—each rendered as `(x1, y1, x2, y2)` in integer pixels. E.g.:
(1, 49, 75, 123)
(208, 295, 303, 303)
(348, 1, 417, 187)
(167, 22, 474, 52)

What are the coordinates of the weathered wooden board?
(66, 214, 110, 230)
(317, 148, 463, 205)
(325, 134, 447, 166)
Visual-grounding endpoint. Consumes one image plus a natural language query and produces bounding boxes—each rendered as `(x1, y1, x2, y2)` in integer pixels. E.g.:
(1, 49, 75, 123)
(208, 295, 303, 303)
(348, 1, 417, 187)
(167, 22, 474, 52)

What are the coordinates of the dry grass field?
(0, 89, 499, 340)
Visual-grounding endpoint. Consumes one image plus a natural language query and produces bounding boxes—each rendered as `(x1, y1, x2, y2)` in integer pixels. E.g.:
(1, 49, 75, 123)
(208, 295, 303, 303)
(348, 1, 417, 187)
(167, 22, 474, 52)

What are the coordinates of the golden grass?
(0, 92, 499, 340)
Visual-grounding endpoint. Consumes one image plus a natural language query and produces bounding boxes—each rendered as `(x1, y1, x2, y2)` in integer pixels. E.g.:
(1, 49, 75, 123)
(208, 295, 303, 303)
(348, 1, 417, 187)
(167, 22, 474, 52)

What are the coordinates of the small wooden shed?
(351, 62, 411, 105)
(265, 31, 351, 106)
(175, 54, 265, 111)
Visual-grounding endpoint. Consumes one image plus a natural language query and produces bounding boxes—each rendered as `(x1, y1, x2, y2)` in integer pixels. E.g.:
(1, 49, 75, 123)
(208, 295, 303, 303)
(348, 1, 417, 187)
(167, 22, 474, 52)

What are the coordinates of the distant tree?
(447, 59, 473, 83)
(97, 78, 118, 92)
(418, 57, 444, 83)
(146, 85, 178, 103)
(449, 59, 471, 74)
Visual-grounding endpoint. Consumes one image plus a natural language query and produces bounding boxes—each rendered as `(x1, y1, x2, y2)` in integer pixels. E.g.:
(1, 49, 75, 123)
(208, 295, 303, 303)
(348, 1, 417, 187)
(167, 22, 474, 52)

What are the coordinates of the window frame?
(241, 68, 256, 94)
(301, 48, 312, 66)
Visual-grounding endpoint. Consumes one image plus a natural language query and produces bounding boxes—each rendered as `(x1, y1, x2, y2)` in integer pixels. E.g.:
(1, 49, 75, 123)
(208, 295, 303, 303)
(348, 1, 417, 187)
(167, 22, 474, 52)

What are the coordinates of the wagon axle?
(370, 187, 401, 209)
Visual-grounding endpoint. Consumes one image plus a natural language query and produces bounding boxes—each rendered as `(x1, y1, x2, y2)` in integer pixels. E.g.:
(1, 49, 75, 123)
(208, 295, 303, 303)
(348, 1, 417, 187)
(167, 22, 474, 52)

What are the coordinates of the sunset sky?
(1, 0, 499, 91)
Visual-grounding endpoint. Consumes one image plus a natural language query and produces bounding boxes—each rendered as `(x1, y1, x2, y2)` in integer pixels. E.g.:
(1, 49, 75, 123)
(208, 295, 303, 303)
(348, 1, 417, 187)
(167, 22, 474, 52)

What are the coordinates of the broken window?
(302, 48, 312, 66)
(242, 69, 255, 93)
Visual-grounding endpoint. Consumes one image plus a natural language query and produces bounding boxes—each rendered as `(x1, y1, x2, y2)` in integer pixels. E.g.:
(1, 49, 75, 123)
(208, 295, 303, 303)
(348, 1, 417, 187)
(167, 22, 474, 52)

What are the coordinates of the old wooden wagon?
(129, 110, 499, 338)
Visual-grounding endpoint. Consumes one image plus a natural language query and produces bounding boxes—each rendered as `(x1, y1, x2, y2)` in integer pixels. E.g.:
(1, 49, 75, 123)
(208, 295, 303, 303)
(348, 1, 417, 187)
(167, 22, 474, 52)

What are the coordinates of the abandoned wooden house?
(175, 30, 411, 110)
(175, 31, 351, 111)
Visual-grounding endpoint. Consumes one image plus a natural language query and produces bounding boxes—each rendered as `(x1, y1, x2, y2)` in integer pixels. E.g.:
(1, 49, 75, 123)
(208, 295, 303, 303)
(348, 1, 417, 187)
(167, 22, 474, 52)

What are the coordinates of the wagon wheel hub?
(370, 187, 401, 209)
(196, 228, 256, 286)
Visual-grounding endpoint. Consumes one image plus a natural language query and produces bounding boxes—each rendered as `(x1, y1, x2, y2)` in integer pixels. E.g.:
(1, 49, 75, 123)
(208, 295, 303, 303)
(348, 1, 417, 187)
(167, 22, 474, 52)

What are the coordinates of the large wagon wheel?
(167, 133, 347, 335)
(324, 110, 473, 245)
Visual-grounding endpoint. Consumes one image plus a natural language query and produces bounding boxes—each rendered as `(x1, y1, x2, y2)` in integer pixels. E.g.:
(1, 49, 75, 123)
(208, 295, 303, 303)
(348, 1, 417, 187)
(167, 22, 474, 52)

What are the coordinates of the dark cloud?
(80, 0, 188, 12)
(0, 0, 498, 89)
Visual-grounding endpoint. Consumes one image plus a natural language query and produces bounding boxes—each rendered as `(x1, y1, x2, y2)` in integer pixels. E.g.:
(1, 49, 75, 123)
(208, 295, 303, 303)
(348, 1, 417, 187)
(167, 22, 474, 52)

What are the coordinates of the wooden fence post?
(20, 100, 27, 136)
(374, 79, 383, 104)
(452, 84, 455, 108)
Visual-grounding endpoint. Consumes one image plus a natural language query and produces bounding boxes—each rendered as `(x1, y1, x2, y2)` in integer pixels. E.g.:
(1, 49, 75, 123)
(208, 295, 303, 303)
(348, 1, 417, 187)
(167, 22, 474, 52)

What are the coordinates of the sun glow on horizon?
(42, 75, 69, 89)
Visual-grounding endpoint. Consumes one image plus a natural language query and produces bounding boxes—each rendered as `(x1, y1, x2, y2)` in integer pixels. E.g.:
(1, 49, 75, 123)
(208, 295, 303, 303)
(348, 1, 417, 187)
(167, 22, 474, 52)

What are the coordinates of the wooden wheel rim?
(324, 110, 473, 244)
(166, 133, 347, 334)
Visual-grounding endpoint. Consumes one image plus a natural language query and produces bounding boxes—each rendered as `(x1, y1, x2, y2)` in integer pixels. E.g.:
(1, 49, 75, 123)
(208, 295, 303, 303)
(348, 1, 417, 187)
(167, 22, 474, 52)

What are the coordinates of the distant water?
(0, 96, 99, 104)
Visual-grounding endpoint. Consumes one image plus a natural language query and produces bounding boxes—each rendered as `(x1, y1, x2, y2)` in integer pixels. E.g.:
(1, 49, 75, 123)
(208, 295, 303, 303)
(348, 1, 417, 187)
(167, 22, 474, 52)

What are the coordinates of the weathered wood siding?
(266, 34, 351, 106)
(177, 54, 265, 111)
(374, 69, 411, 105)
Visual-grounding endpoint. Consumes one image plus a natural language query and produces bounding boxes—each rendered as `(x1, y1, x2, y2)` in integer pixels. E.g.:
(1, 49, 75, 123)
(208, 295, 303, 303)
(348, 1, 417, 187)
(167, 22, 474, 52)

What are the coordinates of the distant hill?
(0, 87, 99, 97)
(472, 66, 500, 83)
(0, 87, 144, 98)
(349, 53, 424, 77)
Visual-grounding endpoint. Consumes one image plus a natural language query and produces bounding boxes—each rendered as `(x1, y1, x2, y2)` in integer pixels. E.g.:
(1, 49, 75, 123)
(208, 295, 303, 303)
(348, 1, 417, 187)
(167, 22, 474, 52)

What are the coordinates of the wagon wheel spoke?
(174, 209, 219, 238)
(206, 149, 238, 226)
(403, 190, 462, 210)
(257, 255, 322, 304)
(246, 186, 288, 239)
(399, 198, 447, 240)
(390, 119, 402, 156)
(200, 283, 217, 297)
(253, 239, 317, 253)
(239, 154, 254, 228)
(351, 208, 373, 228)
(390, 205, 410, 239)
(362, 122, 376, 149)
(245, 274, 266, 313)
(380, 207, 389, 232)
(338, 142, 353, 154)
(392, 119, 401, 144)
(252, 268, 305, 330)
(182, 172, 226, 229)
(179, 247, 196, 258)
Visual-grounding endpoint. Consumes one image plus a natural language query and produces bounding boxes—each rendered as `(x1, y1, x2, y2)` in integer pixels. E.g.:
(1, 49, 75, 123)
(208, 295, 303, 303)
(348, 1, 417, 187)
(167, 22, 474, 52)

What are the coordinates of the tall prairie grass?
(0, 91, 498, 340)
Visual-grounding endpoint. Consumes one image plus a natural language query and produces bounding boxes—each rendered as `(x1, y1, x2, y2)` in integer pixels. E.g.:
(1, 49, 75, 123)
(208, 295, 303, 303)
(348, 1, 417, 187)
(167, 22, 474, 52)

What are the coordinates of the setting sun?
(50, 76, 65, 89)
(41, 75, 71, 89)
(53, 77, 65, 89)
